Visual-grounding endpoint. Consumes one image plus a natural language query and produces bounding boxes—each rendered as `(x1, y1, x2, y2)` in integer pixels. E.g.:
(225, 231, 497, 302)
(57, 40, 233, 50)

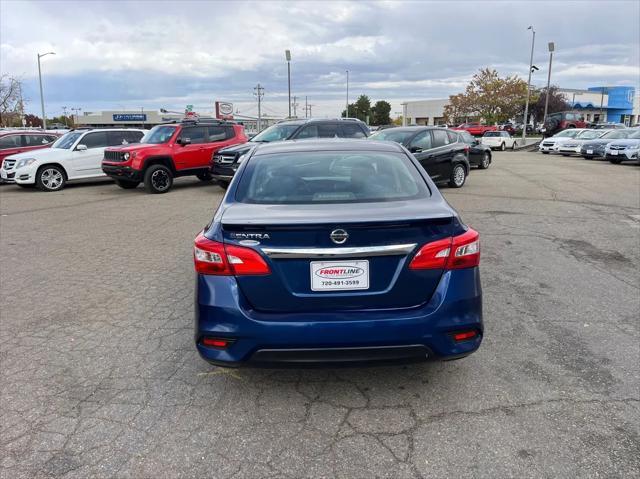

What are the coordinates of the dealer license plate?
(611, 150, 618, 155)
(587, 149, 593, 154)
(310, 260, 369, 291)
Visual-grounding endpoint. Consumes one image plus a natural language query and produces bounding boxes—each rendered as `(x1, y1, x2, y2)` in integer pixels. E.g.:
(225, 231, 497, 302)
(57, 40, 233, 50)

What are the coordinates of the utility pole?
(254, 83, 264, 132)
(285, 50, 292, 118)
(37, 51, 56, 129)
(305, 96, 308, 118)
(62, 106, 68, 126)
(71, 107, 82, 127)
(345, 70, 349, 117)
(542, 42, 555, 124)
(599, 87, 607, 122)
(292, 96, 298, 118)
(141, 107, 145, 128)
(522, 26, 536, 142)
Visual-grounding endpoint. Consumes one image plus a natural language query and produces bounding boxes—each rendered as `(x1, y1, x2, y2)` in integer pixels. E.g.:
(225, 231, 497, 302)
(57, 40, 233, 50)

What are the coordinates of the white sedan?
(556, 129, 610, 156)
(538, 129, 586, 154)
(1, 128, 145, 191)
(481, 131, 518, 150)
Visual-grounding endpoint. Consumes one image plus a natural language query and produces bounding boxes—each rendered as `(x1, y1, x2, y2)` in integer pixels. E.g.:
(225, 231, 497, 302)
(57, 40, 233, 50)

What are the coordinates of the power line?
(253, 84, 264, 131)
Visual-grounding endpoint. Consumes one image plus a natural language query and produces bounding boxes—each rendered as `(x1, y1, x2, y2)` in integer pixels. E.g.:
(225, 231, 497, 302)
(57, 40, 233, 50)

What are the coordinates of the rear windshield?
(554, 130, 578, 138)
(369, 129, 415, 144)
(483, 132, 501, 137)
(236, 150, 429, 204)
(577, 130, 602, 140)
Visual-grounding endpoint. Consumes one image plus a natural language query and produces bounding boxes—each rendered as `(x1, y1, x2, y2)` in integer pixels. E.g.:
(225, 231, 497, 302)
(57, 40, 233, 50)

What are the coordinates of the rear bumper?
(195, 268, 483, 367)
(102, 164, 142, 182)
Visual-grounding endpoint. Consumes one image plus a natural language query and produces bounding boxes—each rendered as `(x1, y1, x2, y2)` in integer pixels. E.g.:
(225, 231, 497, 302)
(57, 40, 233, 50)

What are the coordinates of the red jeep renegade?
(102, 119, 247, 193)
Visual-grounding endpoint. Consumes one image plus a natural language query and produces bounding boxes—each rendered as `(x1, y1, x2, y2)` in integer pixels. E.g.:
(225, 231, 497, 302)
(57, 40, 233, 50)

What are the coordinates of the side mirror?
(178, 137, 191, 146)
(76, 144, 88, 151)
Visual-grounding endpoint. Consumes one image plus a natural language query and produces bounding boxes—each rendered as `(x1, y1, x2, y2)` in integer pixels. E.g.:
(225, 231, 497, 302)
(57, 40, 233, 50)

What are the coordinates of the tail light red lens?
(194, 233, 271, 276)
(201, 337, 234, 349)
(452, 330, 478, 342)
(409, 228, 480, 270)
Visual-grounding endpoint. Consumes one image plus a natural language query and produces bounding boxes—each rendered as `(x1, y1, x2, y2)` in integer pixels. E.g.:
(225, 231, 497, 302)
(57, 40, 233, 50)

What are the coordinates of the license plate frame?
(310, 260, 370, 292)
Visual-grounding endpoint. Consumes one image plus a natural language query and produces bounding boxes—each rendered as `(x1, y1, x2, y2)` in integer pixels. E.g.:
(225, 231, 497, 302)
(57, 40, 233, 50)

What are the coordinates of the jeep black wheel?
(144, 164, 173, 194)
(115, 180, 139, 189)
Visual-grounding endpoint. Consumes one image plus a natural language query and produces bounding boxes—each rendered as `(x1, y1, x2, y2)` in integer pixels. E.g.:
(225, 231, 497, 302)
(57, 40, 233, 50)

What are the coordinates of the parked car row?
(538, 127, 640, 164)
(2, 115, 511, 194)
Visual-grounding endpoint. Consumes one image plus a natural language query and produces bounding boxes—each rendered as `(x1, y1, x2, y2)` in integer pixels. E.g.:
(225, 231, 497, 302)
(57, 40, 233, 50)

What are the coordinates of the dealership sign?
(113, 114, 147, 122)
(215, 101, 234, 120)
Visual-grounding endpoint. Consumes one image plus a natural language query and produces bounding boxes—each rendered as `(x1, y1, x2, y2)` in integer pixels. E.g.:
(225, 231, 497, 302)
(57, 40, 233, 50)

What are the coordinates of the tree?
(443, 68, 528, 124)
(528, 85, 570, 123)
(371, 100, 391, 126)
(341, 95, 372, 123)
(0, 75, 23, 127)
(24, 114, 42, 128)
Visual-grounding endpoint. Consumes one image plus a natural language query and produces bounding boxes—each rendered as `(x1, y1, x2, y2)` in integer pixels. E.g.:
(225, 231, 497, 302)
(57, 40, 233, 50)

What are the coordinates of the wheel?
(500, 142, 506, 151)
(512, 141, 517, 150)
(609, 158, 622, 164)
(217, 180, 230, 189)
(144, 164, 173, 194)
(35, 165, 66, 192)
(197, 172, 212, 182)
(478, 152, 490, 170)
(448, 163, 467, 188)
(582, 156, 593, 160)
(542, 151, 549, 154)
(115, 180, 139, 189)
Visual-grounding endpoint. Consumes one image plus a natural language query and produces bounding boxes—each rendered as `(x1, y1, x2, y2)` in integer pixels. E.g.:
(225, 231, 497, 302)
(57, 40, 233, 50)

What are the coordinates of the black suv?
(211, 118, 369, 186)
(369, 126, 470, 187)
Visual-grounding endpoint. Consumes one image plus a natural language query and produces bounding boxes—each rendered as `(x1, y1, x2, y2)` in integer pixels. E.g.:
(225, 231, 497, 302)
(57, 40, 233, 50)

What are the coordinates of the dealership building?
(403, 86, 639, 126)
(76, 109, 283, 134)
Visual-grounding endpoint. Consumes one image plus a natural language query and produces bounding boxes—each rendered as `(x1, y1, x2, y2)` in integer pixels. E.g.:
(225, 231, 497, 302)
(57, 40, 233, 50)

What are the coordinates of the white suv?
(1, 128, 146, 191)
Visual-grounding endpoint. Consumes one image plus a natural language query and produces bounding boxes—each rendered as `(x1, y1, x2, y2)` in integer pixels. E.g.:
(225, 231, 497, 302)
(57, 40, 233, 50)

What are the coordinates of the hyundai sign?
(113, 114, 147, 122)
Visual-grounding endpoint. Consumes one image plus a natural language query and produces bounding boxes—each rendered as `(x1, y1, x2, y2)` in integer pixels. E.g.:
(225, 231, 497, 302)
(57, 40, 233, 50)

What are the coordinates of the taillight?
(409, 228, 480, 270)
(194, 233, 271, 276)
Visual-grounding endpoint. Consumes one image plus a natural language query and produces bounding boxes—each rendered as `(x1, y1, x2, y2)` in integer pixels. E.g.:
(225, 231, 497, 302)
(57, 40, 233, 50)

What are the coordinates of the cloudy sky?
(1, 0, 639, 119)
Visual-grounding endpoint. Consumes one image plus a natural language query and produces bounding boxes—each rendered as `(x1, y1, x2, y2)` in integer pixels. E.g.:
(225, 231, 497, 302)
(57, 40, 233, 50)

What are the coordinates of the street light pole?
(542, 42, 555, 124)
(522, 26, 535, 142)
(37, 51, 55, 129)
(345, 70, 349, 117)
(285, 50, 291, 118)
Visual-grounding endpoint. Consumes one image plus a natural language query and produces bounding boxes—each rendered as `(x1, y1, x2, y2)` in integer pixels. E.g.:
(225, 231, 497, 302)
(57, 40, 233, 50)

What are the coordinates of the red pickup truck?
(452, 123, 497, 136)
(102, 118, 247, 193)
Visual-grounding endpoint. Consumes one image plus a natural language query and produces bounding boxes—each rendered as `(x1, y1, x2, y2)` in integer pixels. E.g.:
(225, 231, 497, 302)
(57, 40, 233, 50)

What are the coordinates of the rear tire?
(478, 152, 490, 170)
(197, 172, 212, 182)
(115, 180, 139, 189)
(609, 158, 622, 164)
(500, 142, 506, 151)
(35, 165, 66, 192)
(512, 141, 517, 150)
(542, 151, 549, 154)
(582, 156, 593, 160)
(218, 180, 230, 190)
(448, 163, 467, 188)
(144, 164, 173, 194)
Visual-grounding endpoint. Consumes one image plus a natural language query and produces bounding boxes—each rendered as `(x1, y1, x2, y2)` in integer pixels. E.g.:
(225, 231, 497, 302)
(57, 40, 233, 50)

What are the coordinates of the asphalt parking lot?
(1, 152, 638, 478)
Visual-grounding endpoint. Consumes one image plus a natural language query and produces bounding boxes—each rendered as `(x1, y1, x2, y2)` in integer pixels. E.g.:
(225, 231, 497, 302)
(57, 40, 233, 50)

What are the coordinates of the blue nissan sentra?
(194, 139, 483, 367)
